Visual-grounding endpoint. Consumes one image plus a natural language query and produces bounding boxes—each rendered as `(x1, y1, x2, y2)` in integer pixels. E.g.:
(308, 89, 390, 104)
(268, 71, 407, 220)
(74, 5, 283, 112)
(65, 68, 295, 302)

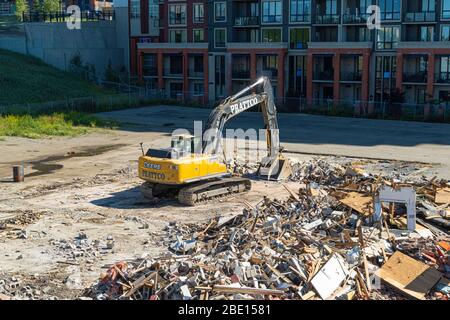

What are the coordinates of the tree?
(15, 0, 29, 20)
(41, 0, 60, 13)
(104, 60, 119, 83)
(32, 0, 42, 12)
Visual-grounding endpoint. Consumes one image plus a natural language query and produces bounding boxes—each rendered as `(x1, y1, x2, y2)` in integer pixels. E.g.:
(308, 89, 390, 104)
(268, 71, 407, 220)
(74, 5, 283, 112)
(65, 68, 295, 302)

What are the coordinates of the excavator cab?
(170, 134, 196, 159)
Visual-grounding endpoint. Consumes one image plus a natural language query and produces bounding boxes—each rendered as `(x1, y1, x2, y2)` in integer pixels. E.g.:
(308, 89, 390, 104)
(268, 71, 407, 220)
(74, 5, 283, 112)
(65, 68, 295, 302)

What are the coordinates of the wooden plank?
(212, 285, 284, 296)
(435, 188, 450, 204)
(123, 271, 157, 298)
(339, 192, 373, 216)
(376, 251, 442, 300)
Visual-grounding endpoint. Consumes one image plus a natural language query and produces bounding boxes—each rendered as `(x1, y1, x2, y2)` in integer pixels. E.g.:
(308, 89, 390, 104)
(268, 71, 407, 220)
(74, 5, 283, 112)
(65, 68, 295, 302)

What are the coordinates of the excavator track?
(178, 177, 252, 206)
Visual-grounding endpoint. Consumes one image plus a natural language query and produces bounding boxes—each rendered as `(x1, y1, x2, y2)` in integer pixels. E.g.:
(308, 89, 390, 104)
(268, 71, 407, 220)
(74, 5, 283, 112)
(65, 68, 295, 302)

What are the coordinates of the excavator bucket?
(258, 157, 292, 181)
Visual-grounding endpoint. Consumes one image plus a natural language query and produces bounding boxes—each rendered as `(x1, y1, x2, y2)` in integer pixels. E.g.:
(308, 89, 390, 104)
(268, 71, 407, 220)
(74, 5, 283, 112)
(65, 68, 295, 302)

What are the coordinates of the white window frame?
(261, 0, 283, 25)
(168, 3, 187, 27)
(376, 25, 401, 50)
(193, 3, 204, 24)
(214, 2, 227, 23)
(289, 0, 311, 24)
(261, 27, 283, 42)
(169, 29, 187, 43)
(288, 26, 311, 49)
(443, 0, 450, 20)
(441, 25, 450, 41)
(193, 28, 205, 42)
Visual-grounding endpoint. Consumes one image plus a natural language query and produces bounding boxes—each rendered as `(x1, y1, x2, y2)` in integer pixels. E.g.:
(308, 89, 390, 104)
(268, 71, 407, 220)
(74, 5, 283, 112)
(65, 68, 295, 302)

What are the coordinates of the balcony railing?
(290, 42, 308, 49)
(188, 69, 204, 78)
(341, 71, 362, 82)
(315, 14, 340, 24)
(380, 12, 401, 21)
(435, 72, 450, 84)
(143, 67, 158, 77)
(259, 69, 278, 78)
(290, 14, 311, 23)
(235, 16, 259, 26)
(403, 72, 427, 83)
(232, 70, 251, 79)
(343, 13, 371, 24)
(405, 11, 436, 22)
(163, 68, 183, 77)
(313, 70, 334, 81)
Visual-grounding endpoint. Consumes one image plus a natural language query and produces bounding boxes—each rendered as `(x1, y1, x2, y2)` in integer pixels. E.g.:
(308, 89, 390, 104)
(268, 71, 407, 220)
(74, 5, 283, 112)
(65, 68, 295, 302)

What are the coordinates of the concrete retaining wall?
(0, 19, 129, 76)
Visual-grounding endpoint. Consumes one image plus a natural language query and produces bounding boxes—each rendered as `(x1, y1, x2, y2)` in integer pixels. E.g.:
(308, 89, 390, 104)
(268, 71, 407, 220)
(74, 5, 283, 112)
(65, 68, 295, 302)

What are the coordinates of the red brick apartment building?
(128, 0, 450, 111)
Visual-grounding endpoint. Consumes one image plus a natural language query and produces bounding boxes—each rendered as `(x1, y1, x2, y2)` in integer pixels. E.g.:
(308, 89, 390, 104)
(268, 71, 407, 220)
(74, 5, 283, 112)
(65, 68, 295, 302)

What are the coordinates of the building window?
(379, 0, 401, 20)
(193, 3, 204, 23)
(261, 55, 279, 79)
(130, 0, 140, 18)
(193, 29, 204, 42)
(442, 25, 450, 41)
(325, 0, 338, 14)
(169, 30, 187, 43)
(262, 28, 282, 42)
(262, 0, 282, 23)
(376, 26, 400, 49)
(375, 56, 397, 102)
(193, 83, 204, 96)
(214, 2, 226, 22)
(443, 0, 450, 19)
(214, 28, 226, 47)
(290, 0, 310, 22)
(421, 26, 434, 41)
(289, 28, 309, 49)
(169, 4, 186, 26)
(422, 0, 435, 12)
(143, 54, 157, 77)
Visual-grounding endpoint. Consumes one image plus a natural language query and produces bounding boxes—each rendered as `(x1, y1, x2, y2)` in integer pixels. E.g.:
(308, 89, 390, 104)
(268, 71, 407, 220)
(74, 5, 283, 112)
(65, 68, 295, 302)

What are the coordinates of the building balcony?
(188, 69, 204, 78)
(258, 69, 278, 79)
(143, 66, 158, 78)
(235, 16, 259, 27)
(435, 72, 450, 84)
(163, 68, 183, 77)
(290, 14, 311, 23)
(315, 14, 340, 24)
(290, 42, 308, 50)
(137, 42, 209, 50)
(313, 70, 334, 81)
(404, 11, 436, 23)
(343, 13, 370, 24)
(226, 42, 288, 49)
(308, 41, 372, 49)
(397, 42, 450, 49)
(232, 70, 251, 79)
(340, 71, 362, 82)
(403, 72, 427, 83)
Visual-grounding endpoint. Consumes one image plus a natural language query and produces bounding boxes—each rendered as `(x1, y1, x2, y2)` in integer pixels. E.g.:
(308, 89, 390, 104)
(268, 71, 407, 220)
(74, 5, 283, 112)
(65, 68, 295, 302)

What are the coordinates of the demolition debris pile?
(88, 158, 449, 300)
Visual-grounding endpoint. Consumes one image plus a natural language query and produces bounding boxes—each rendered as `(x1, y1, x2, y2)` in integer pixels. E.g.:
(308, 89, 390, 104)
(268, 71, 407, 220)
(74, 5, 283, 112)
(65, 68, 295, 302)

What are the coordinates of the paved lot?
(98, 105, 450, 178)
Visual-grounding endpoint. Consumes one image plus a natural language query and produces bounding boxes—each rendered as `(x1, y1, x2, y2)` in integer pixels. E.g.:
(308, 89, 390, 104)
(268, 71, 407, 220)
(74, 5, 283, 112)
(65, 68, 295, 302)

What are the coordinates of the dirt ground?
(0, 106, 444, 299)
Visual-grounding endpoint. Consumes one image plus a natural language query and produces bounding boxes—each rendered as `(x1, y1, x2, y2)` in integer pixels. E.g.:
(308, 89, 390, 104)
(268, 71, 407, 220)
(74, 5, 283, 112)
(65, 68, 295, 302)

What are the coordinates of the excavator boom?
(138, 77, 291, 206)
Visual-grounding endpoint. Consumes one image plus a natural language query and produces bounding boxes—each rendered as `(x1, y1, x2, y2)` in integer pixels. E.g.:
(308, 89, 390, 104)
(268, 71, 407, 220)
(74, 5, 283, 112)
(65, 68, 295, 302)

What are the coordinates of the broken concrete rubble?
(80, 158, 449, 300)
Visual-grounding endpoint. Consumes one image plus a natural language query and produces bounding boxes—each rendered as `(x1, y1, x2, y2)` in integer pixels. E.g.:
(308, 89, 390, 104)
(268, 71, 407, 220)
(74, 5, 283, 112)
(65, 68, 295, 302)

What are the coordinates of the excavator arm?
(202, 77, 290, 180)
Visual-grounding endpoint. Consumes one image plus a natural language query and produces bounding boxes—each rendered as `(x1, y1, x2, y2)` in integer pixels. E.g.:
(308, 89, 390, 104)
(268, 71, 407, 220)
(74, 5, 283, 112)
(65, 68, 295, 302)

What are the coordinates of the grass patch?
(0, 112, 116, 138)
(0, 49, 112, 106)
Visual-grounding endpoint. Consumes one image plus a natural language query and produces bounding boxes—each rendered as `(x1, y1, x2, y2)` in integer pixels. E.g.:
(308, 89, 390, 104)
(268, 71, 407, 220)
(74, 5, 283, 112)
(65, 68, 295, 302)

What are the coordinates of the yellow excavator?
(138, 77, 292, 205)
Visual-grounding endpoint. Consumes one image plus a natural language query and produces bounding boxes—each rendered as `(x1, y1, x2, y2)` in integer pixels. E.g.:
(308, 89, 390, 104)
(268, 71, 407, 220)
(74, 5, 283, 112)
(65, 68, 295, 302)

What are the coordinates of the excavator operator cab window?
(171, 134, 198, 159)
